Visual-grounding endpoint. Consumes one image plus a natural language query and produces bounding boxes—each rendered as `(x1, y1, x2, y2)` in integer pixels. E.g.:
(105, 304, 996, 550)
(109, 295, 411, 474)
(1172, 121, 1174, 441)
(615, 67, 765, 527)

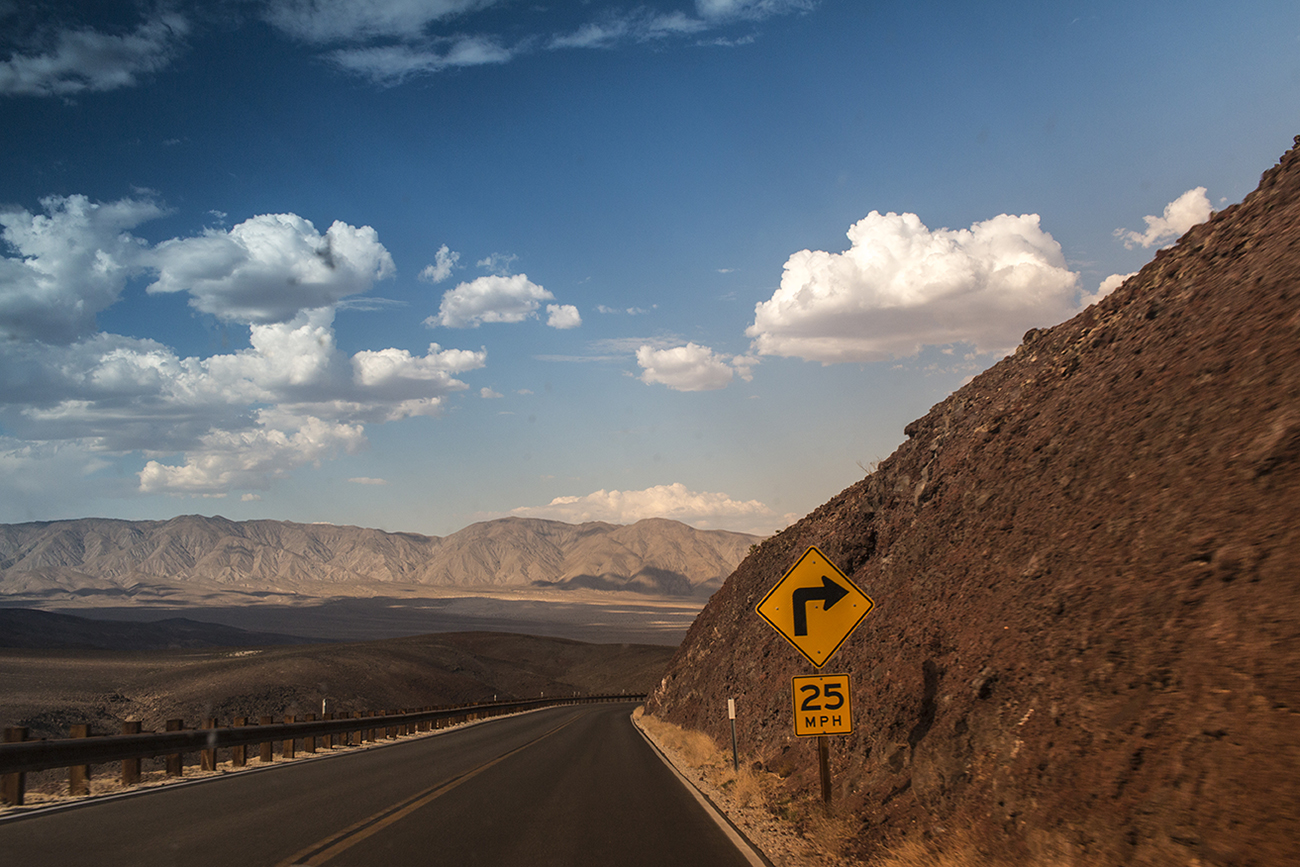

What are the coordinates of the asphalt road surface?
(0, 702, 761, 866)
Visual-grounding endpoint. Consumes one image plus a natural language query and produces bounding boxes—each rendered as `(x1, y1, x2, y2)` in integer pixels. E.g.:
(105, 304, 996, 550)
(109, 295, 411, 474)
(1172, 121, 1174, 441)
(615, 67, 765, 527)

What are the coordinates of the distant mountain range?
(0, 515, 761, 603)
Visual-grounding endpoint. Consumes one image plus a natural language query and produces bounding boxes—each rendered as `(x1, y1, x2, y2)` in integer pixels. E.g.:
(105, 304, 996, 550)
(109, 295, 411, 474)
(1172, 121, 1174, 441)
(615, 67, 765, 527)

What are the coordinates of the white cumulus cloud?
(351, 342, 485, 389)
(510, 482, 785, 533)
(139, 414, 366, 496)
(546, 304, 582, 329)
(1115, 187, 1213, 249)
(0, 14, 188, 97)
(148, 213, 395, 324)
(636, 342, 749, 391)
(429, 273, 554, 328)
(419, 244, 460, 283)
(1080, 271, 1137, 309)
(0, 194, 163, 343)
(747, 210, 1080, 363)
(0, 195, 490, 499)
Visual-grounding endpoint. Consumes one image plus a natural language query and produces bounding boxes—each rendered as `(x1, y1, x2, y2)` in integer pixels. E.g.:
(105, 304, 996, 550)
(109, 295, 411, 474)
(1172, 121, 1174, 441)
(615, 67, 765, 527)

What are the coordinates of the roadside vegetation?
(634, 708, 856, 866)
(634, 708, 1044, 867)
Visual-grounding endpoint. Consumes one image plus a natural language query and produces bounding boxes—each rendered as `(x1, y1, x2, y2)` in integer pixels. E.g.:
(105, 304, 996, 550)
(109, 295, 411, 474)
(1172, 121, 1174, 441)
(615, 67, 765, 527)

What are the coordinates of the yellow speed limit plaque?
(791, 673, 852, 737)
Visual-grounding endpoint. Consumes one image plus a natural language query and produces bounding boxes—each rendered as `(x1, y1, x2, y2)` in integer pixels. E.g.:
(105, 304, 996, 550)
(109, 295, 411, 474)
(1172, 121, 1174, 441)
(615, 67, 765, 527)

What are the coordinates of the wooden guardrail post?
(69, 724, 92, 795)
(165, 719, 184, 776)
(121, 721, 142, 785)
(283, 716, 296, 759)
(201, 718, 218, 771)
(259, 716, 274, 762)
(231, 717, 247, 767)
(353, 711, 363, 745)
(304, 713, 316, 753)
(3, 727, 28, 805)
(322, 712, 334, 748)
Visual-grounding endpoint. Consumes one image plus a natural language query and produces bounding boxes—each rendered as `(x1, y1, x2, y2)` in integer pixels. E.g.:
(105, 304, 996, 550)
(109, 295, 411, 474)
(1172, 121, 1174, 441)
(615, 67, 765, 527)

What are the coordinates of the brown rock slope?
(648, 138, 1300, 865)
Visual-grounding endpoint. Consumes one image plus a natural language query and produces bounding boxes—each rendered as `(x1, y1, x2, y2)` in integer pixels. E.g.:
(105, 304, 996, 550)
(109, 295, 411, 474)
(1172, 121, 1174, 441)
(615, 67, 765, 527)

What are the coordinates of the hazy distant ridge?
(0, 515, 761, 599)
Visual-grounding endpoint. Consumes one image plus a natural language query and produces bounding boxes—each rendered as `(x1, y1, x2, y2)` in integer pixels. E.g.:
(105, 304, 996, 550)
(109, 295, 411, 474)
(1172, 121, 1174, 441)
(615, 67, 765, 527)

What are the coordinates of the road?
(0, 702, 762, 867)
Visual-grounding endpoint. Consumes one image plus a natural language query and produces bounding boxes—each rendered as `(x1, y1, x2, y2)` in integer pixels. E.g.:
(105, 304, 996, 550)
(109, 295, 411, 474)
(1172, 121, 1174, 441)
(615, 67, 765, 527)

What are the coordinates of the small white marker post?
(728, 698, 738, 771)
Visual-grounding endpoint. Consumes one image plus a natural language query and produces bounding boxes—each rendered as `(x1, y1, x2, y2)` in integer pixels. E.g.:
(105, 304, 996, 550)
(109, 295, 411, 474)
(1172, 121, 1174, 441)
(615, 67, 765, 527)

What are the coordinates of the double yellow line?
(276, 715, 578, 866)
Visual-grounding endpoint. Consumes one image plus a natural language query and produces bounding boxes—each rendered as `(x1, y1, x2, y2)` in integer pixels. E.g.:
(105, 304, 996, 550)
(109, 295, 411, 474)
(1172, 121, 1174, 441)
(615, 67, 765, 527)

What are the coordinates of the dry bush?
(804, 807, 853, 857)
(870, 838, 982, 867)
(635, 707, 719, 767)
(864, 826, 1078, 867)
(636, 709, 861, 866)
(728, 764, 766, 808)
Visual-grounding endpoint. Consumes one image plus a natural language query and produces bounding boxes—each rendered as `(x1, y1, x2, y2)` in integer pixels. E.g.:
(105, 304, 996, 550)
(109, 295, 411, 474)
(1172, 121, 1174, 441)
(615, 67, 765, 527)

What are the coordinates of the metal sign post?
(728, 698, 738, 772)
(792, 673, 852, 803)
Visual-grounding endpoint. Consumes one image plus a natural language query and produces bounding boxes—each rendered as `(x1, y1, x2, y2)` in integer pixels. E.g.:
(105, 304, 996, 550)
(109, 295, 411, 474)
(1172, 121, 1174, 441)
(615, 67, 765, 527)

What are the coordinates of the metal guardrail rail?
(0, 694, 646, 780)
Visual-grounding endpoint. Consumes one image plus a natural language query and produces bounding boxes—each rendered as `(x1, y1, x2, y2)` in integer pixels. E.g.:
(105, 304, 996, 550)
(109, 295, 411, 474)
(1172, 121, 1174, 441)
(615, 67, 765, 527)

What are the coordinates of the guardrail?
(1, 693, 646, 806)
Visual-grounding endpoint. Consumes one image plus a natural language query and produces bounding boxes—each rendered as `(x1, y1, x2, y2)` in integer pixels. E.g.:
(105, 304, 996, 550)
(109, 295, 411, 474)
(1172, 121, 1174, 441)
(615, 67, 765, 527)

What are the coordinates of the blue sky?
(1, 0, 1297, 536)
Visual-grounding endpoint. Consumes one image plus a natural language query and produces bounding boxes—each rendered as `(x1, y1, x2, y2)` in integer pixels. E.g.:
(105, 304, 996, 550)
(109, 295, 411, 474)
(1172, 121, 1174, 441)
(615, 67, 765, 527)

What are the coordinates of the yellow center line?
(275, 715, 580, 867)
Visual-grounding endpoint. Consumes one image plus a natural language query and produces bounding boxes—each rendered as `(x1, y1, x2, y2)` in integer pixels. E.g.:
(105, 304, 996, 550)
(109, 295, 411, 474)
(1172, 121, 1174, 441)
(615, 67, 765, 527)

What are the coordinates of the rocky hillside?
(0, 608, 317, 650)
(0, 515, 759, 601)
(648, 138, 1300, 865)
(0, 629, 674, 742)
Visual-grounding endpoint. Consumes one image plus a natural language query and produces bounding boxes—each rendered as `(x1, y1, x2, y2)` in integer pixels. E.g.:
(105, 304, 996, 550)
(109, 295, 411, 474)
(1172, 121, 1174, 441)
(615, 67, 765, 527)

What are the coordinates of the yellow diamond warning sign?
(756, 546, 873, 668)
(792, 673, 853, 737)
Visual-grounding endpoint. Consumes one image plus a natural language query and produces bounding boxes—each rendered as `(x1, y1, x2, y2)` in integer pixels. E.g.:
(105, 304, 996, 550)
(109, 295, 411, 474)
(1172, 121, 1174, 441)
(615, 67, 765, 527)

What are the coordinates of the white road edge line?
(631, 711, 773, 867)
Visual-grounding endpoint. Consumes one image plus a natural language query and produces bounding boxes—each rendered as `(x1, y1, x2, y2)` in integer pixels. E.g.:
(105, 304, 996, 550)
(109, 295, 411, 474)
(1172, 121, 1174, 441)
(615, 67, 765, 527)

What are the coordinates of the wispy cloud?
(696, 0, 816, 22)
(0, 13, 189, 97)
(260, 0, 815, 85)
(477, 252, 518, 276)
(510, 481, 790, 534)
(262, 0, 498, 44)
(548, 9, 707, 50)
(329, 36, 513, 84)
(596, 304, 654, 315)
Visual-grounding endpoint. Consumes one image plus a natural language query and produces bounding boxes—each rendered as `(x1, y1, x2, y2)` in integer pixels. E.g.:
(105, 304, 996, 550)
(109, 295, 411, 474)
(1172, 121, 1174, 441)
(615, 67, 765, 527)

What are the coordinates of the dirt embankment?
(649, 137, 1300, 865)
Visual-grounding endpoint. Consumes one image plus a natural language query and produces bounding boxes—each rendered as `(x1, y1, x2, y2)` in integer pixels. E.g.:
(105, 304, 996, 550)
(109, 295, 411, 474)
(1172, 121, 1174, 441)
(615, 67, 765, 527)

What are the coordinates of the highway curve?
(0, 702, 762, 866)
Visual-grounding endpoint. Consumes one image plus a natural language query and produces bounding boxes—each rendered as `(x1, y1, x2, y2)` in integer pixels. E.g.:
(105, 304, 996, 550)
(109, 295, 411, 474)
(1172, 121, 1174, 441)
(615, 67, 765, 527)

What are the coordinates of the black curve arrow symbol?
(792, 575, 849, 636)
